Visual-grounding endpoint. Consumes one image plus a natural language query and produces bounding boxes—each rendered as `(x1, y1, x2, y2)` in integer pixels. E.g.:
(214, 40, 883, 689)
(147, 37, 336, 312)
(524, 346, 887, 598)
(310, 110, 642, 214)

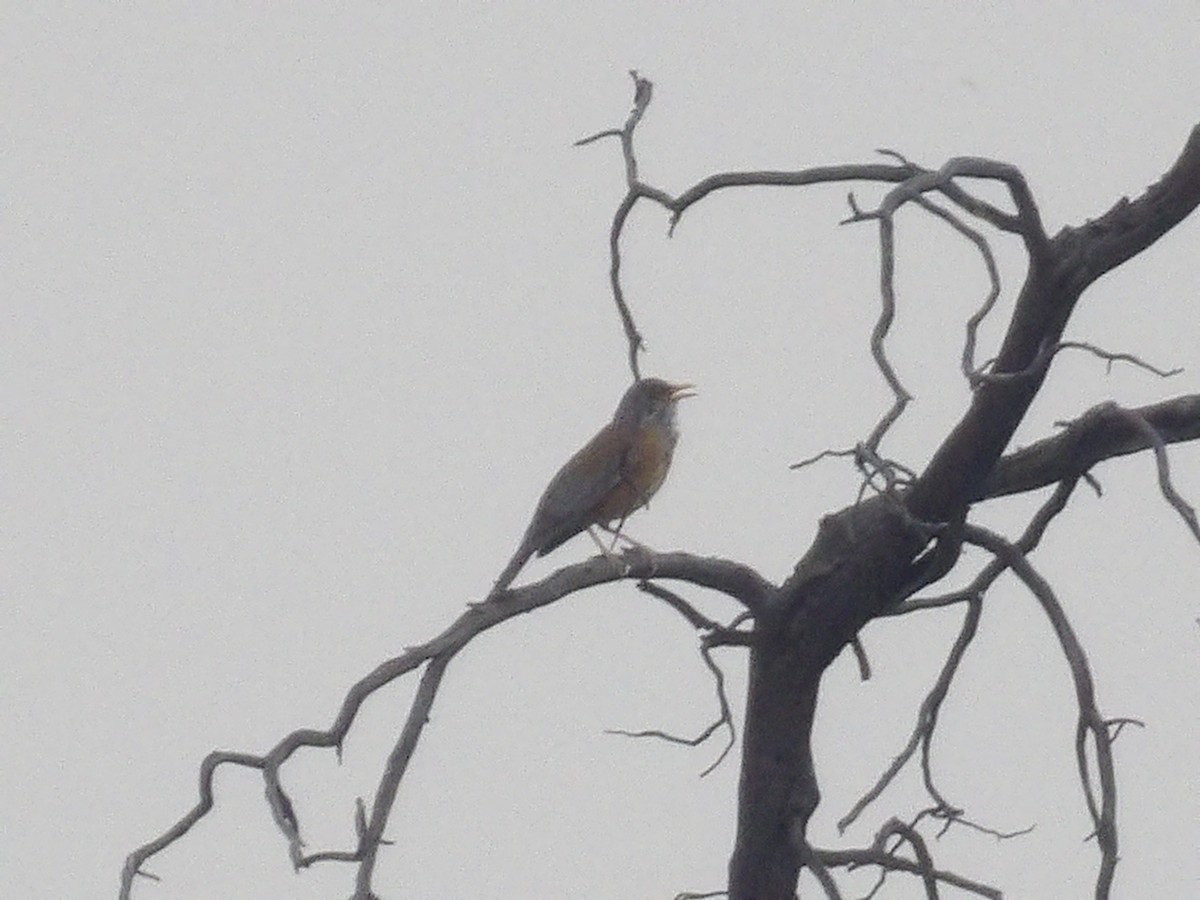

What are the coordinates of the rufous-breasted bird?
(490, 377, 695, 597)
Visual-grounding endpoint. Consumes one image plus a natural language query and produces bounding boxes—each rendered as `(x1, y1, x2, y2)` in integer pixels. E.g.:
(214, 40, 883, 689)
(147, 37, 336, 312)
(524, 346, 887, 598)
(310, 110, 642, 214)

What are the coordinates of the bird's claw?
(620, 542, 657, 577)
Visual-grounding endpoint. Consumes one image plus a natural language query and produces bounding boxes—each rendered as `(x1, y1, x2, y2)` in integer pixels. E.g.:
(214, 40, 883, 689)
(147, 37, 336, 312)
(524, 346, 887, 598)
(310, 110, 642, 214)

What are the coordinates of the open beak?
(669, 382, 697, 401)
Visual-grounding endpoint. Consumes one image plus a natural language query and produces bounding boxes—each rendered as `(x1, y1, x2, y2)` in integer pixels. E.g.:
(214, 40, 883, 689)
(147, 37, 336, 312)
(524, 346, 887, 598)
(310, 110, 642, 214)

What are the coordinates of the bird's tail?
(488, 539, 534, 600)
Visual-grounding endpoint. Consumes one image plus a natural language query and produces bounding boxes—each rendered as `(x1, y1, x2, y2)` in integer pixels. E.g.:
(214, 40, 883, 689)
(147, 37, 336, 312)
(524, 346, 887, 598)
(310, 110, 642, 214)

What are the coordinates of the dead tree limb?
(123, 77, 1200, 900)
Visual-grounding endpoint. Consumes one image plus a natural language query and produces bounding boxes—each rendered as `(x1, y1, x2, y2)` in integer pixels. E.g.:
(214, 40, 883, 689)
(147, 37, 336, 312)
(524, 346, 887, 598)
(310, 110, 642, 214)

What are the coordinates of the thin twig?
(841, 199, 914, 453)
(638, 579, 724, 631)
(813, 845, 1001, 899)
(901, 195, 1003, 387)
(874, 152, 1049, 252)
(576, 70, 657, 377)
(605, 640, 737, 778)
(790, 447, 858, 471)
(973, 339, 1183, 385)
(919, 805, 1036, 842)
(1106, 717, 1146, 742)
(849, 636, 872, 681)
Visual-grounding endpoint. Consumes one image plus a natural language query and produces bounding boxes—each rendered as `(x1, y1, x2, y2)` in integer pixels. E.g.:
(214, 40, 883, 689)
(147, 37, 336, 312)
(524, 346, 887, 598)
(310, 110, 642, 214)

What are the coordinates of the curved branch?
(893, 195, 1003, 386)
(963, 525, 1119, 898)
(853, 205, 912, 452)
(119, 751, 264, 892)
(121, 548, 773, 898)
(1111, 404, 1200, 543)
(606, 191, 645, 378)
(577, 70, 657, 378)
(933, 156, 1048, 250)
(900, 477, 1077, 615)
(843, 479, 1078, 836)
(876, 818, 940, 899)
(606, 641, 737, 778)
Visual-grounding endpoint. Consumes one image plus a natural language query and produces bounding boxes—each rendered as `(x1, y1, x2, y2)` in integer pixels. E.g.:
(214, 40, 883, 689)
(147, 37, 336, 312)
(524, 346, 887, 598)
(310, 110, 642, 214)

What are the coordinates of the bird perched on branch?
(489, 377, 695, 597)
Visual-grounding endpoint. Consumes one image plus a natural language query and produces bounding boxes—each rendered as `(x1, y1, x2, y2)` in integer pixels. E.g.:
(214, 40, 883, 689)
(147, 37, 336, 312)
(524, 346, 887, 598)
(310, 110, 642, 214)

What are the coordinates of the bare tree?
(121, 74, 1200, 900)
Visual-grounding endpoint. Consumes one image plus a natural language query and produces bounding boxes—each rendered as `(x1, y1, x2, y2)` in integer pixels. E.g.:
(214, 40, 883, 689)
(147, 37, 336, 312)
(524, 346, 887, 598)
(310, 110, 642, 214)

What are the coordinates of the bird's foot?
(620, 542, 658, 577)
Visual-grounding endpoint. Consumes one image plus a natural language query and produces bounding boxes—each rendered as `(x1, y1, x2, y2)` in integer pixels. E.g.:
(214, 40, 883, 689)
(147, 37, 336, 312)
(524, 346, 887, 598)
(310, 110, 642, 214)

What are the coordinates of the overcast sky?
(4, 4, 1199, 899)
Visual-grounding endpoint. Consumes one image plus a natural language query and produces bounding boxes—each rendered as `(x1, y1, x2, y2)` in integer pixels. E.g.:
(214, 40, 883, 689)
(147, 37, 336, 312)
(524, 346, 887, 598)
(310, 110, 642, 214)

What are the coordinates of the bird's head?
(614, 377, 696, 428)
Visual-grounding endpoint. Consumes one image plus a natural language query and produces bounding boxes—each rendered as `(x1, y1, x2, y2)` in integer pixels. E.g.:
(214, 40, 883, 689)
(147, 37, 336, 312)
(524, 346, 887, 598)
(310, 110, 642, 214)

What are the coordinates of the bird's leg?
(604, 528, 662, 578)
(598, 523, 658, 576)
(605, 514, 631, 552)
(586, 526, 634, 577)
(599, 521, 653, 553)
(586, 526, 625, 561)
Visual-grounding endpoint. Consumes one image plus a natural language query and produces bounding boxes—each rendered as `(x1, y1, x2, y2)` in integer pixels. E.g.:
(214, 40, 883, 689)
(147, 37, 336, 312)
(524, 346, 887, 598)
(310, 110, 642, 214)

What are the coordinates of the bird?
(489, 377, 695, 597)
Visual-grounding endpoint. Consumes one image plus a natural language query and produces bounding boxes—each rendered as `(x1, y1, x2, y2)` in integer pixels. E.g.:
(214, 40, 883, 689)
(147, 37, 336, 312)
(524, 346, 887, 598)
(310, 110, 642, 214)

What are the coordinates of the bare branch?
(120, 751, 264, 894)
(973, 338, 1182, 385)
(660, 151, 1045, 244)
(353, 653, 454, 897)
(1059, 342, 1183, 377)
(790, 445, 917, 507)
(638, 579, 726, 631)
(1106, 717, 1146, 742)
(982, 395, 1200, 501)
(606, 190, 645, 379)
(876, 818, 940, 899)
(576, 70, 658, 377)
(849, 635, 872, 681)
(573, 127, 621, 146)
(797, 836, 845, 900)
(121, 548, 773, 898)
(1066, 123, 1200, 290)
(865, 151, 1049, 254)
(935, 157, 1048, 249)
(910, 127, 1200, 525)
(605, 642, 737, 778)
(790, 446, 858, 470)
(892, 194, 1004, 386)
(839, 196, 913, 453)
(838, 596, 981, 834)
(1110, 404, 1200, 544)
(813, 845, 1002, 899)
(916, 804, 1035, 842)
(900, 476, 1078, 614)
(963, 524, 1120, 897)
(843, 479, 1078, 835)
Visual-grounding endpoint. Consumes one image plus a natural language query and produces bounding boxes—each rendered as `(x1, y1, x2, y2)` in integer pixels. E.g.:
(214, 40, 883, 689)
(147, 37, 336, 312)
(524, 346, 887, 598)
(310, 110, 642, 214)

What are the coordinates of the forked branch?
(120, 549, 771, 899)
(842, 479, 1078, 834)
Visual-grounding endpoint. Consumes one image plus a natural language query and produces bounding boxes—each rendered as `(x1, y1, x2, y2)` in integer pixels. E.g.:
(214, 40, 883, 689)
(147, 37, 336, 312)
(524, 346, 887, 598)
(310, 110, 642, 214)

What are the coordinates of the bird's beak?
(669, 382, 697, 401)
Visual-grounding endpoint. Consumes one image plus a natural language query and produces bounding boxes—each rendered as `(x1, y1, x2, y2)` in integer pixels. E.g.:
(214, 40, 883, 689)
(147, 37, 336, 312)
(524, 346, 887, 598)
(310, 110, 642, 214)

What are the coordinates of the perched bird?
(489, 377, 695, 597)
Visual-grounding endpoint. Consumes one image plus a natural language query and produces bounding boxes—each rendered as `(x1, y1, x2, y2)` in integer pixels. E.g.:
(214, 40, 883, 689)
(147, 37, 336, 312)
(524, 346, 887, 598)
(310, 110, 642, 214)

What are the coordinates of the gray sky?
(4, 4, 1199, 898)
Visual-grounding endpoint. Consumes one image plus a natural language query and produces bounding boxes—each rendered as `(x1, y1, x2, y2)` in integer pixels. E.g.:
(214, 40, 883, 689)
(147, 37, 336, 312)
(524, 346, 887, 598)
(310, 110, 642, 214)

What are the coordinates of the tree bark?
(728, 125, 1200, 898)
(729, 498, 929, 898)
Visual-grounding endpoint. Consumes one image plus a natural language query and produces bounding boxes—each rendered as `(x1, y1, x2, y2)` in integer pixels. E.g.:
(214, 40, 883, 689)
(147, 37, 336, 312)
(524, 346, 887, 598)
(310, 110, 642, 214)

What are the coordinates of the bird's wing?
(528, 426, 627, 556)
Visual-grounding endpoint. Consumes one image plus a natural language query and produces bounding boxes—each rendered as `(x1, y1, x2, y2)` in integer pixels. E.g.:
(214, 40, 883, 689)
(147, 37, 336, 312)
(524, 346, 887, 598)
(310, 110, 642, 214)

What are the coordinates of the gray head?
(612, 377, 696, 429)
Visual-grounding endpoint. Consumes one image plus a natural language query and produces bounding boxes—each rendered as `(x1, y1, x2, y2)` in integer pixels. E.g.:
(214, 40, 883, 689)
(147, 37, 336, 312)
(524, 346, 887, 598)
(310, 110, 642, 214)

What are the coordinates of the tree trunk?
(729, 497, 930, 898)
